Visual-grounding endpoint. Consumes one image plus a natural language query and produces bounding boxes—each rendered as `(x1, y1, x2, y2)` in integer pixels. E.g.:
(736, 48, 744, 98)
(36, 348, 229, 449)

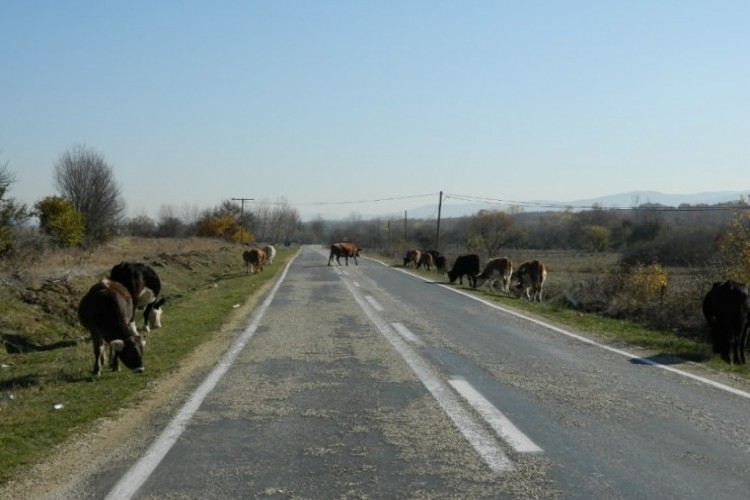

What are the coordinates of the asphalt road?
(87, 246, 750, 499)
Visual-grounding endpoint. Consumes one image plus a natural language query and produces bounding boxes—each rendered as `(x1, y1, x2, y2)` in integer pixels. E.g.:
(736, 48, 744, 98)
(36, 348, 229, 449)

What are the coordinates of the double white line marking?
(348, 288, 541, 472)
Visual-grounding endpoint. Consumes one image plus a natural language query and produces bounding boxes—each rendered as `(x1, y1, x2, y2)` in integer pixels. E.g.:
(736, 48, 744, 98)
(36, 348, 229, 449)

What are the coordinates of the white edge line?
(105, 251, 299, 500)
(449, 379, 543, 454)
(379, 263, 750, 402)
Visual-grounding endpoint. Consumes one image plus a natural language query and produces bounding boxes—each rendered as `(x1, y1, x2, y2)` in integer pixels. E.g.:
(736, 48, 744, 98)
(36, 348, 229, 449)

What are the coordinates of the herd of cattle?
(401, 249, 547, 302)
(75, 242, 750, 377)
(76, 244, 280, 376)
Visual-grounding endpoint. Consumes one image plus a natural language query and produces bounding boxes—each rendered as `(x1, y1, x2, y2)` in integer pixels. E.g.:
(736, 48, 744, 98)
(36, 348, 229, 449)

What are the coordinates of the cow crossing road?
(61, 246, 750, 498)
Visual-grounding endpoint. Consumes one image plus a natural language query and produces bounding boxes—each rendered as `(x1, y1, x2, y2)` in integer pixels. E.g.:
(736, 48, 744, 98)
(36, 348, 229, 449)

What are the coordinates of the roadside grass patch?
(0, 243, 294, 485)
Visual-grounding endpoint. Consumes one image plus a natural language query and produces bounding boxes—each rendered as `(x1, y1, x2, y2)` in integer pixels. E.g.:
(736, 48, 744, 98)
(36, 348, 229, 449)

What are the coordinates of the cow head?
(110, 335, 146, 373)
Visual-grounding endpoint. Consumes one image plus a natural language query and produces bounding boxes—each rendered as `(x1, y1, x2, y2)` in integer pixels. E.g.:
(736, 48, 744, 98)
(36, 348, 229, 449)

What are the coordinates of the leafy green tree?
(34, 196, 85, 247)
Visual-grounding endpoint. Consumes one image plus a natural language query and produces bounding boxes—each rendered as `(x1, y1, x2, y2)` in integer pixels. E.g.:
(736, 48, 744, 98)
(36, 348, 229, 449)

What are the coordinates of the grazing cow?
(427, 250, 445, 275)
(417, 252, 434, 271)
(328, 242, 360, 266)
(110, 262, 165, 333)
(262, 244, 277, 265)
(243, 248, 267, 274)
(474, 257, 514, 293)
(403, 249, 421, 268)
(447, 254, 480, 288)
(78, 278, 146, 376)
(702, 280, 750, 365)
(434, 255, 446, 275)
(512, 260, 547, 302)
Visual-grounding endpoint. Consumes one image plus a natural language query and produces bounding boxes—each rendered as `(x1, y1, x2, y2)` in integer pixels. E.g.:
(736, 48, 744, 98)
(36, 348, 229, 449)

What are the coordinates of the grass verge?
(0, 245, 295, 485)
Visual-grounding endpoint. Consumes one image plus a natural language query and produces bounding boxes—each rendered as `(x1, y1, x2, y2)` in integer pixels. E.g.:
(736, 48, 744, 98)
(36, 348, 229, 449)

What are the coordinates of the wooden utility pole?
(231, 197, 254, 244)
(436, 190, 443, 250)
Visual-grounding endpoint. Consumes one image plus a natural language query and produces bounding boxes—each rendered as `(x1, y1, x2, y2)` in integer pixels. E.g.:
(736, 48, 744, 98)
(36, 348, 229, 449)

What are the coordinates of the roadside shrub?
(34, 196, 85, 247)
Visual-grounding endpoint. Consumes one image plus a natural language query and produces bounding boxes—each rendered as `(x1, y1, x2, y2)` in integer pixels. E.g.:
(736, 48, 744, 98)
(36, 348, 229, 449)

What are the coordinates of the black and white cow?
(702, 280, 750, 365)
(78, 278, 146, 375)
(110, 262, 165, 332)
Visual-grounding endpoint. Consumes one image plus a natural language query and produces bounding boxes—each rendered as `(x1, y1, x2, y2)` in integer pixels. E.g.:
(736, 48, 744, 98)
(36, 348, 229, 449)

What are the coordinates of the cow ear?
(110, 339, 125, 352)
(154, 297, 166, 308)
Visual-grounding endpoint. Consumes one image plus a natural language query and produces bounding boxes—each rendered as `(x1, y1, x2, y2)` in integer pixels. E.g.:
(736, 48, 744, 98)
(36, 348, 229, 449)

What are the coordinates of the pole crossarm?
(231, 197, 254, 244)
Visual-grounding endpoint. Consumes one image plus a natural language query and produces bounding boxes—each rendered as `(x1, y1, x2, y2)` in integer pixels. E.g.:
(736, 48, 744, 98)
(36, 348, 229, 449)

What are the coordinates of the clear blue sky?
(2, 1, 748, 221)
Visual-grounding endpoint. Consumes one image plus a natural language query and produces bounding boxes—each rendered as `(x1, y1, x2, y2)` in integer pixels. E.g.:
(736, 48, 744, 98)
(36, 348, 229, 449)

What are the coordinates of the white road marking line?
(365, 295, 384, 311)
(105, 253, 299, 500)
(385, 265, 750, 402)
(353, 281, 361, 288)
(341, 279, 512, 472)
(449, 379, 543, 454)
(392, 322, 425, 346)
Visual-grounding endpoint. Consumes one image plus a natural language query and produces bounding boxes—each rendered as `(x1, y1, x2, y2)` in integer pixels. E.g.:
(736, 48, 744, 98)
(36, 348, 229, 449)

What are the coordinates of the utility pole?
(436, 190, 443, 250)
(231, 197, 254, 244)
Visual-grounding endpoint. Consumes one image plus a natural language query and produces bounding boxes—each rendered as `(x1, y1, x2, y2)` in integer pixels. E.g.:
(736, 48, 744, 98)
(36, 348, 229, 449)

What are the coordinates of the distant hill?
(407, 190, 750, 219)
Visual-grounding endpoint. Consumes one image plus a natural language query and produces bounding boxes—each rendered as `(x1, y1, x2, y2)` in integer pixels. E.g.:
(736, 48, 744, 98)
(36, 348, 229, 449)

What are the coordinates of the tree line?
(1, 145, 749, 285)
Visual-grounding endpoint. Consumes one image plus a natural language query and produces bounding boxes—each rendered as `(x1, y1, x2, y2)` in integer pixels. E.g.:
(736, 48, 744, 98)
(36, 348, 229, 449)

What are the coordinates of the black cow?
(78, 278, 146, 375)
(426, 250, 446, 275)
(447, 254, 480, 288)
(110, 262, 165, 332)
(702, 280, 750, 365)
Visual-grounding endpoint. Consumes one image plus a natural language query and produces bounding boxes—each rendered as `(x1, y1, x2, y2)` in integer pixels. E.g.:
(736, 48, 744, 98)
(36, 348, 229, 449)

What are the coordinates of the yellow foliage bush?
(718, 203, 750, 284)
(622, 263, 669, 302)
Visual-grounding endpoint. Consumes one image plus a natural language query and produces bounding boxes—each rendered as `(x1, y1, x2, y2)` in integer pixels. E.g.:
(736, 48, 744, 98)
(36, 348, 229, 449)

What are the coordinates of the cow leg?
(92, 339, 104, 376)
(109, 342, 120, 372)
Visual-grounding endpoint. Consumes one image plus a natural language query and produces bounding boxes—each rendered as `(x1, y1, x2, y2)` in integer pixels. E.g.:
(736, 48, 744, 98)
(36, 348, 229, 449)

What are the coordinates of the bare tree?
(0, 160, 30, 254)
(54, 144, 126, 242)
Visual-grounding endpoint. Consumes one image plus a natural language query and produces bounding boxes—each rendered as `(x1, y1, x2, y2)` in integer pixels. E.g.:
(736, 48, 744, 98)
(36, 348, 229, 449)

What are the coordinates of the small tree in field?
(34, 196, 85, 247)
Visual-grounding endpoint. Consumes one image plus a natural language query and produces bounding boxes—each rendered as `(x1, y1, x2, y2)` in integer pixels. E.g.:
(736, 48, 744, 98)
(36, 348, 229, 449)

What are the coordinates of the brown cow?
(403, 249, 421, 268)
(243, 248, 267, 274)
(474, 257, 513, 293)
(417, 252, 434, 271)
(512, 260, 547, 302)
(78, 278, 146, 376)
(328, 242, 360, 266)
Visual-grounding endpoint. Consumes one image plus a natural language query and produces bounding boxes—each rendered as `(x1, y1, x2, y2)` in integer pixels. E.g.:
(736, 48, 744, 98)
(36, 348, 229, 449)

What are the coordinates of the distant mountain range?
(407, 190, 750, 219)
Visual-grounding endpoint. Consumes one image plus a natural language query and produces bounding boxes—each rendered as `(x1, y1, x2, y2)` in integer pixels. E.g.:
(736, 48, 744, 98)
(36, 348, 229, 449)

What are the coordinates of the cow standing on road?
(702, 280, 750, 365)
(328, 243, 360, 266)
(78, 278, 146, 375)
